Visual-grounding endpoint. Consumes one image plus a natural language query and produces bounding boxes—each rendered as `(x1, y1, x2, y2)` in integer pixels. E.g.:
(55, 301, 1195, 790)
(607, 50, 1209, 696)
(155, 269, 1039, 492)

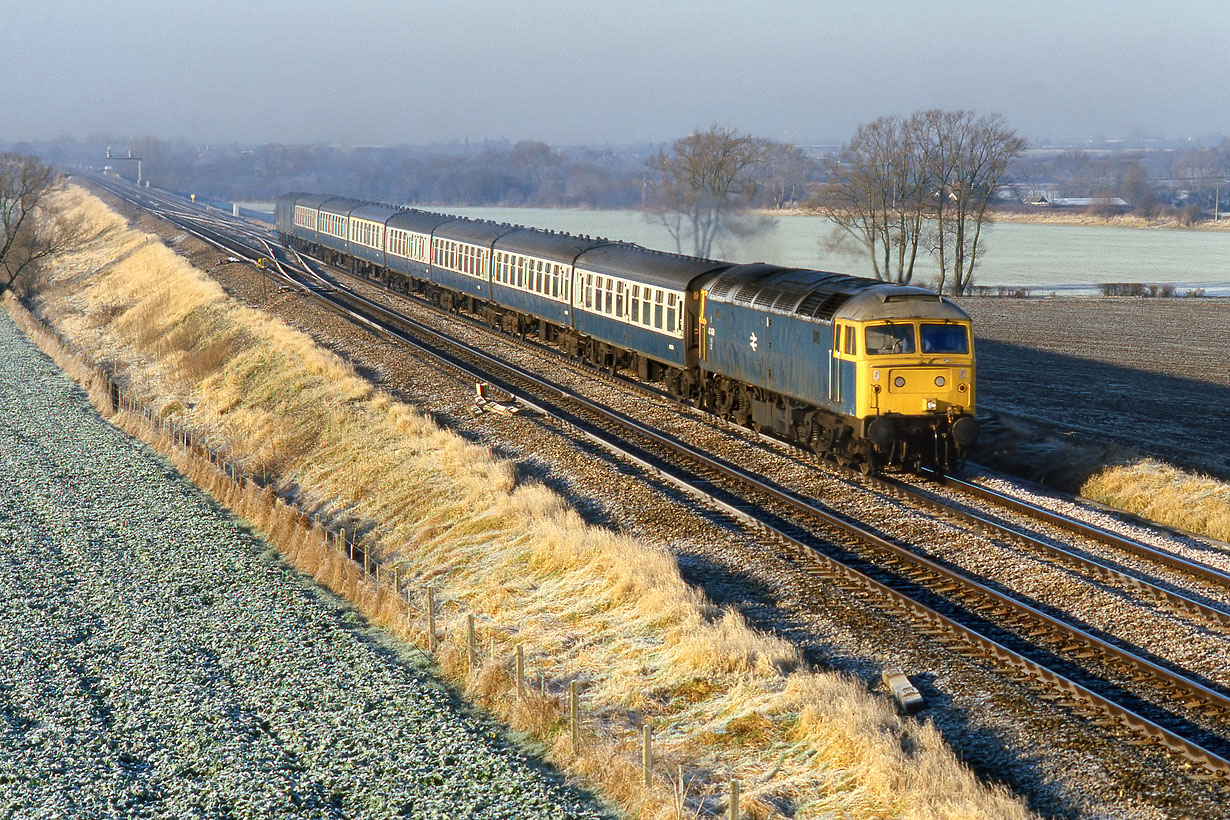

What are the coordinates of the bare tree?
(759, 141, 816, 210)
(1171, 147, 1222, 212)
(1119, 162, 1159, 218)
(0, 153, 66, 297)
(643, 125, 772, 258)
(921, 110, 1025, 294)
(814, 115, 930, 284)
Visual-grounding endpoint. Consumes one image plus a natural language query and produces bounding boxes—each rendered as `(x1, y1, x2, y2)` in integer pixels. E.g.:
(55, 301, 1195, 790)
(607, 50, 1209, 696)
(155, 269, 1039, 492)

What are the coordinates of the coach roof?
(350, 202, 400, 223)
(434, 218, 516, 246)
(386, 209, 457, 235)
(495, 228, 607, 262)
(318, 197, 366, 217)
(575, 243, 728, 291)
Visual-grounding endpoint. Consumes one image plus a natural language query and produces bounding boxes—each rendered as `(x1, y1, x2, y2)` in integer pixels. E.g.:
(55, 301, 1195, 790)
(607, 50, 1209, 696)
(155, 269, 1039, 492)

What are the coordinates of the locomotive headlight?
(934, 376, 946, 387)
(893, 376, 906, 388)
(926, 399, 938, 410)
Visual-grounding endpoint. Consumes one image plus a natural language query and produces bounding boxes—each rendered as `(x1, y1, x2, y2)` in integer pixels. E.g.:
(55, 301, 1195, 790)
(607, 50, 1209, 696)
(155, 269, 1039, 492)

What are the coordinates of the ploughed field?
(956, 296, 1230, 482)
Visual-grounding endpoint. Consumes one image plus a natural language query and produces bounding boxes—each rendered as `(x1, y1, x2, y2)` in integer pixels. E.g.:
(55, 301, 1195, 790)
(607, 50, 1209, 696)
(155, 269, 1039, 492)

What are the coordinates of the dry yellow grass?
(1081, 460, 1230, 544)
(14, 184, 1038, 820)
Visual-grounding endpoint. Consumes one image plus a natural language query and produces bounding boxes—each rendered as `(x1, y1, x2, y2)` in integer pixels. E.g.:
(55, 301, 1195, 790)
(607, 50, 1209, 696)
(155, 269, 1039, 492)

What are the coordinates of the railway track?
(84, 175, 1230, 786)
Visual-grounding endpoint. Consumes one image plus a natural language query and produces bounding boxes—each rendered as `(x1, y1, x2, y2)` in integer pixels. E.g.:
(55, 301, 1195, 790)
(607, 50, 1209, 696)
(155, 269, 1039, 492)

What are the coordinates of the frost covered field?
(0, 309, 608, 819)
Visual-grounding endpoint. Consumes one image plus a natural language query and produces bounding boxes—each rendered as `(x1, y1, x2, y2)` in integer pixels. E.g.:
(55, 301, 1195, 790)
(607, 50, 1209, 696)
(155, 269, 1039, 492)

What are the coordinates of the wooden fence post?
(569, 681, 580, 750)
(467, 614, 478, 669)
(642, 724, 652, 788)
(515, 645, 525, 698)
(426, 586, 437, 653)
(728, 778, 739, 820)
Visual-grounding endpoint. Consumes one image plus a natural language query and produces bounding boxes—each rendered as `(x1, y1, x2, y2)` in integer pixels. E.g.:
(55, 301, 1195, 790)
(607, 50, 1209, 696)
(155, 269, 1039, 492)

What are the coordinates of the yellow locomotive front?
(831, 292, 978, 471)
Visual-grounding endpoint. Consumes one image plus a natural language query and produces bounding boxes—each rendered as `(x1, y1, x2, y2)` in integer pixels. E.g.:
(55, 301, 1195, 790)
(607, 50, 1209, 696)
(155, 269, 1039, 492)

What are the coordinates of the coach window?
(666, 294, 678, 333)
(615, 282, 624, 317)
(631, 286, 641, 325)
(654, 291, 664, 329)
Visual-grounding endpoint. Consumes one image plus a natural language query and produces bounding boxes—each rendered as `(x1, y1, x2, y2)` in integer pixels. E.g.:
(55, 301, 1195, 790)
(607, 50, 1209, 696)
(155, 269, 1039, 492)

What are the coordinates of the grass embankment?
(976, 416, 1230, 545)
(1081, 462, 1230, 544)
(16, 185, 1035, 819)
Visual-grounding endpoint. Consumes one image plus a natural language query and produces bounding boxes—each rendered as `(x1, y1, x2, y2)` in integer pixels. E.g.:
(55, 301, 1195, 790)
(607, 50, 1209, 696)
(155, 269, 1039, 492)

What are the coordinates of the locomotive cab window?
(920, 323, 969, 354)
(865, 323, 916, 355)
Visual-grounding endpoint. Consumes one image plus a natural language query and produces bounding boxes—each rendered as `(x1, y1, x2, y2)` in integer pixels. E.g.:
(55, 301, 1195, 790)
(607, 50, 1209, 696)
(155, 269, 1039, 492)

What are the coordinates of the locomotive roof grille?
(772, 290, 804, 312)
(733, 284, 760, 303)
(752, 288, 786, 309)
(797, 291, 853, 320)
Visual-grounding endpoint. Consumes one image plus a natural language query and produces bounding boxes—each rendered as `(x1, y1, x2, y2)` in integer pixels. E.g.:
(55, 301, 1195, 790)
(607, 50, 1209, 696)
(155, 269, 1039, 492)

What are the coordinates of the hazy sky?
(2, 0, 1226, 147)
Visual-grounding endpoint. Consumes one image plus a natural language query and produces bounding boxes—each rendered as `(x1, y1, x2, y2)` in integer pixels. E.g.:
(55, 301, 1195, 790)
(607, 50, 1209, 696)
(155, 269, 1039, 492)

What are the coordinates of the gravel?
(0, 308, 612, 820)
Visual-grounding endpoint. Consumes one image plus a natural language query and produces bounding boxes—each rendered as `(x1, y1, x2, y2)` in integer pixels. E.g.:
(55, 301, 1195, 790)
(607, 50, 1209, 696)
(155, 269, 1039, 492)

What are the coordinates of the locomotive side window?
(865, 323, 916, 354)
(920, 323, 969, 354)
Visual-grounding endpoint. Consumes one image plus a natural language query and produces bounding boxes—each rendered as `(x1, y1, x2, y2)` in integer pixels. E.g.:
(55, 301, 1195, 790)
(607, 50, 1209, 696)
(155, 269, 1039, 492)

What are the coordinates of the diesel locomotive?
(276, 193, 978, 472)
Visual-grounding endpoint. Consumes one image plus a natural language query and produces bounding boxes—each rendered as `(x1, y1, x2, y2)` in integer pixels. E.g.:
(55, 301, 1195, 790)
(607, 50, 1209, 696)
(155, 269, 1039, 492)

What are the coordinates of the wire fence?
(8, 296, 749, 819)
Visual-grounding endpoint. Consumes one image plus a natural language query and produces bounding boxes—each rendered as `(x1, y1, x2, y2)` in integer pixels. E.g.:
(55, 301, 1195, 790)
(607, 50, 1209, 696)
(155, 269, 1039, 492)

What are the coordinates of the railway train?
(275, 193, 979, 473)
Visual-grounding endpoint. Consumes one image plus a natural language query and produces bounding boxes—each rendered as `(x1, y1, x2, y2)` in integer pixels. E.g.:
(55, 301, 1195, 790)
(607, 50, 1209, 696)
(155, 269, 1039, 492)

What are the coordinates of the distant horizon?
(6, 130, 1227, 154)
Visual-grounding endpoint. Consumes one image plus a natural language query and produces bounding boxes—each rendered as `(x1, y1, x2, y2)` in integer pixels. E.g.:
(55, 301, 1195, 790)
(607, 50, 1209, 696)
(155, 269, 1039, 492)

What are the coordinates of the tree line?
(10, 121, 1230, 296)
(642, 113, 1025, 294)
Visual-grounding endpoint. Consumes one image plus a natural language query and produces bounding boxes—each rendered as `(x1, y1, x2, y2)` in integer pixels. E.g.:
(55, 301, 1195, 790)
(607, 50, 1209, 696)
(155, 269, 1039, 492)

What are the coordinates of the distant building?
(1029, 196, 1130, 210)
